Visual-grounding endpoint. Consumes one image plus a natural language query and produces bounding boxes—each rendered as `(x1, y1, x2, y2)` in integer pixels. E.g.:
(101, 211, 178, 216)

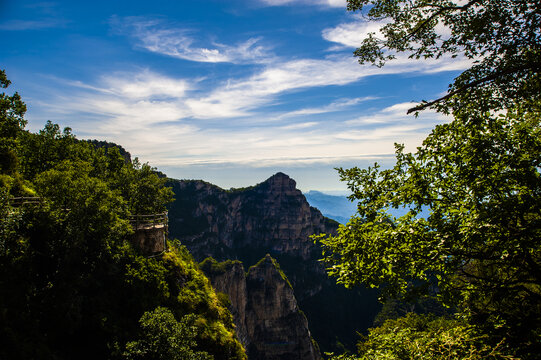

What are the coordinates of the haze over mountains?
(303, 190, 357, 224)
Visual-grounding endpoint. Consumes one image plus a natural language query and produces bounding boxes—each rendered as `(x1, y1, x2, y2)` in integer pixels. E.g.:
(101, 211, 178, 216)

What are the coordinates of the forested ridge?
(0, 69, 245, 360)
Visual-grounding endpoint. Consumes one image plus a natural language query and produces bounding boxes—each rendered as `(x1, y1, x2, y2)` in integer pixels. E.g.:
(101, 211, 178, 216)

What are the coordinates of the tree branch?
(406, 0, 481, 41)
(407, 63, 540, 114)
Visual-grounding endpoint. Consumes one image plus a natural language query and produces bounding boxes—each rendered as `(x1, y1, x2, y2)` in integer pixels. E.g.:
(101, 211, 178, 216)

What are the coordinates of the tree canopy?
(332, 313, 515, 360)
(347, 0, 541, 114)
(0, 71, 245, 360)
(318, 104, 541, 350)
(317, 2, 541, 358)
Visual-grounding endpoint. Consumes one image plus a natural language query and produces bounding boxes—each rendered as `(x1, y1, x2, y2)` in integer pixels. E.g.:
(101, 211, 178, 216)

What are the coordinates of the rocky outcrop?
(200, 259, 250, 347)
(202, 255, 320, 360)
(168, 173, 380, 354)
(168, 172, 337, 263)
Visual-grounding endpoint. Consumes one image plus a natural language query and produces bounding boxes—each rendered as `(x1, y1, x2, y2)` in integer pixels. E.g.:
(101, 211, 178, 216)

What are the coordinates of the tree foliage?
(0, 72, 245, 360)
(330, 313, 516, 360)
(317, 105, 541, 357)
(124, 307, 213, 360)
(0, 69, 26, 174)
(346, 0, 541, 114)
(318, 2, 541, 358)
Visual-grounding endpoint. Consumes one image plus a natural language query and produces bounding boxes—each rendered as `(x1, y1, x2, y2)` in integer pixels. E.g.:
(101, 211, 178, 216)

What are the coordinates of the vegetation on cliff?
(0, 70, 245, 360)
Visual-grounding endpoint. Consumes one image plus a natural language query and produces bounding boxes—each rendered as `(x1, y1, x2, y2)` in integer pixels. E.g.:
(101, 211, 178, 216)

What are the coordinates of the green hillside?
(0, 70, 245, 360)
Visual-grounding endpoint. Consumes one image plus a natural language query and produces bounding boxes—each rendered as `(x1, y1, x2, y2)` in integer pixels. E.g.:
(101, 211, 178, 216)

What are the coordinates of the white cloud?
(277, 97, 377, 119)
(322, 18, 390, 48)
(185, 57, 372, 118)
(280, 122, 318, 130)
(259, 0, 346, 7)
(89, 70, 190, 100)
(345, 102, 448, 126)
(186, 52, 470, 119)
(323, 17, 454, 50)
(30, 49, 463, 171)
(116, 17, 272, 64)
(34, 71, 445, 169)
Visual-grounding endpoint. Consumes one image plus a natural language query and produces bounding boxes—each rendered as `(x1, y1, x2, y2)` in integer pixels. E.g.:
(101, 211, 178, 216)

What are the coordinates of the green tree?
(17, 120, 79, 180)
(346, 0, 541, 114)
(0, 69, 32, 196)
(124, 307, 213, 360)
(317, 104, 541, 357)
(330, 313, 515, 360)
(0, 69, 27, 174)
(0, 73, 245, 360)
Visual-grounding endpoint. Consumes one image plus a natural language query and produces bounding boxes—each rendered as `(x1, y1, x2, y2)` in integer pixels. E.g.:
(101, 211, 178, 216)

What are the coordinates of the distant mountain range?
(304, 190, 357, 224)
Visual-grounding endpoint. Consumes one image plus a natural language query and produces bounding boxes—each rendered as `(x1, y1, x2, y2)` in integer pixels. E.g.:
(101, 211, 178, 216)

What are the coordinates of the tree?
(124, 307, 213, 360)
(346, 0, 541, 114)
(0, 69, 32, 196)
(0, 69, 27, 174)
(330, 313, 515, 360)
(316, 104, 541, 357)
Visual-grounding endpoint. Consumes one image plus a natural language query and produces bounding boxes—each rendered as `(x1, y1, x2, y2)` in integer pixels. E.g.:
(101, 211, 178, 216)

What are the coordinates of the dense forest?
(0, 70, 245, 360)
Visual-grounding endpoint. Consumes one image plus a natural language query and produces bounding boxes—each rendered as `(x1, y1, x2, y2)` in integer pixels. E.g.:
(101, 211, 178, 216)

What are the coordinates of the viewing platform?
(129, 212, 169, 256)
(8, 197, 43, 207)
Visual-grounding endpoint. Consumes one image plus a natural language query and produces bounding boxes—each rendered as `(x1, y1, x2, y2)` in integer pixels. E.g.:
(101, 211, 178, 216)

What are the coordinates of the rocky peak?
(262, 172, 298, 194)
(203, 256, 320, 360)
(167, 175, 378, 355)
(167, 174, 338, 262)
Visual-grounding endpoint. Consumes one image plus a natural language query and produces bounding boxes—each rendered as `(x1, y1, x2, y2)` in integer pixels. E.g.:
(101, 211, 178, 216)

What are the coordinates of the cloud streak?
(115, 17, 272, 64)
(33, 69, 446, 170)
(259, 0, 346, 8)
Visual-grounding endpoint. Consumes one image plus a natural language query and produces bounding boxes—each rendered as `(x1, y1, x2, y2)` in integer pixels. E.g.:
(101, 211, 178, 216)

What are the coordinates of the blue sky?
(1, 0, 469, 192)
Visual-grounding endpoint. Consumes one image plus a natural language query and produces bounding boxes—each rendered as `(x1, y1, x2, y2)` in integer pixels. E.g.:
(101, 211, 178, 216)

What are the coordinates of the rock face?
(202, 256, 320, 360)
(168, 172, 336, 263)
(202, 259, 250, 347)
(168, 173, 381, 354)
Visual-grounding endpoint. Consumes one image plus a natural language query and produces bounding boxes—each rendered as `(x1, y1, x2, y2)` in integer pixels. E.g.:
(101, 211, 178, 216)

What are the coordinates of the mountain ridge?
(166, 172, 381, 355)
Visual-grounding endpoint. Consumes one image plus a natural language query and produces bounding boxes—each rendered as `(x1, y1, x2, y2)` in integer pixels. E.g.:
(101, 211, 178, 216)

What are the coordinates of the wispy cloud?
(259, 0, 346, 8)
(323, 17, 453, 50)
(185, 52, 470, 119)
(322, 18, 389, 49)
(345, 102, 447, 126)
(32, 69, 446, 170)
(277, 97, 377, 119)
(0, 2, 68, 31)
(0, 18, 68, 30)
(113, 17, 272, 64)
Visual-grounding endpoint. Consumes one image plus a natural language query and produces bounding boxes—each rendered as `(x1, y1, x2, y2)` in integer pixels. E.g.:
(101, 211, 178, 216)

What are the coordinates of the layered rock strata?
(168, 172, 337, 263)
(202, 255, 320, 360)
(168, 173, 380, 354)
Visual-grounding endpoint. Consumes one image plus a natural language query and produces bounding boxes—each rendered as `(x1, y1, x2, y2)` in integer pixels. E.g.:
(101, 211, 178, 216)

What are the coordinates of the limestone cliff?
(201, 259, 250, 347)
(201, 256, 320, 360)
(167, 173, 381, 354)
(168, 172, 336, 263)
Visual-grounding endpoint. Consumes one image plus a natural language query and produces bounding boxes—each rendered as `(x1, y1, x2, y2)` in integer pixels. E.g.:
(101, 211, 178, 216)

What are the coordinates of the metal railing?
(8, 197, 43, 207)
(129, 212, 169, 257)
(128, 212, 168, 230)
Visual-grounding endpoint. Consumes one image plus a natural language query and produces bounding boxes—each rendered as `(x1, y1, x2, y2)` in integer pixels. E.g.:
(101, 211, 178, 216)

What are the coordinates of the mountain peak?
(264, 172, 297, 193)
